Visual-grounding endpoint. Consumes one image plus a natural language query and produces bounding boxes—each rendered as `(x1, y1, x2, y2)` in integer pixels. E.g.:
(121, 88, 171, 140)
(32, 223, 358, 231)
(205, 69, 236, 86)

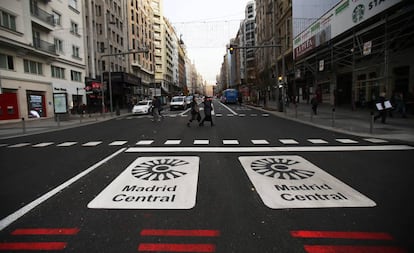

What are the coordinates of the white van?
(170, 96, 187, 110)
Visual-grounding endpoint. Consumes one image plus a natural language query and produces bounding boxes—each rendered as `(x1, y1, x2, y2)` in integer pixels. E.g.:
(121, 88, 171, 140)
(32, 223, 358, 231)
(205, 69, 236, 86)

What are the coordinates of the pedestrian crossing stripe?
(1, 138, 395, 149)
(32, 142, 54, 147)
(82, 141, 102, 147)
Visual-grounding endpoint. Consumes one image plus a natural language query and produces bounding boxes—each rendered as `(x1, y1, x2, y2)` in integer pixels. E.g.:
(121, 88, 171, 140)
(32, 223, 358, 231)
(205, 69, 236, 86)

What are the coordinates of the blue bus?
(222, 89, 238, 104)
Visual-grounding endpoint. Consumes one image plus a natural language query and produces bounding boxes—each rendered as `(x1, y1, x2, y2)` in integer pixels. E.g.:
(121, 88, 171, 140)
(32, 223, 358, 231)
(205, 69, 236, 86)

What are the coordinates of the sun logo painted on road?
(131, 158, 189, 181)
(251, 158, 315, 180)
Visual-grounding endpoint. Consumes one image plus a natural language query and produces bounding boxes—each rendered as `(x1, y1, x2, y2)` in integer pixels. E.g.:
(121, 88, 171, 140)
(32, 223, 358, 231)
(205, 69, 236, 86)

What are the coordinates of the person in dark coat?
(374, 92, 388, 123)
(311, 95, 318, 115)
(187, 96, 201, 127)
(199, 97, 214, 126)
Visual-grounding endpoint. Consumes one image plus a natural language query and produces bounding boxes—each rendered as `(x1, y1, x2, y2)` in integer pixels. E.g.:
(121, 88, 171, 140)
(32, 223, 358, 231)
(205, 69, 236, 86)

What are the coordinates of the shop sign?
(239, 156, 376, 209)
(88, 156, 199, 209)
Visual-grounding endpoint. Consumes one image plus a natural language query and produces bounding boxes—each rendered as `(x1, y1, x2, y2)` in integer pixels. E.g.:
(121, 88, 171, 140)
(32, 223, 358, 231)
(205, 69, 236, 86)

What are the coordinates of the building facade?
(0, 0, 86, 120)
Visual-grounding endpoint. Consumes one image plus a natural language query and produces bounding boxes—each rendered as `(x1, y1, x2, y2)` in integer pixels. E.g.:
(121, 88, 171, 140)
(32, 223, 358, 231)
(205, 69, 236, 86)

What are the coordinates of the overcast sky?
(163, 0, 252, 85)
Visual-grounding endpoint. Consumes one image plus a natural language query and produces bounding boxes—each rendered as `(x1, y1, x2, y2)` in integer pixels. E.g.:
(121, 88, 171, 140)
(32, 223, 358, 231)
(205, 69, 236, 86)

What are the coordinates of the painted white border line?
(0, 148, 126, 231)
(125, 145, 414, 153)
(219, 102, 238, 115)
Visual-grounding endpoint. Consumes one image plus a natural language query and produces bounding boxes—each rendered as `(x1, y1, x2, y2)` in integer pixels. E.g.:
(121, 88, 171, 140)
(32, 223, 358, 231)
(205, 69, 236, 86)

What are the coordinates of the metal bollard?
(370, 111, 374, 134)
(21, 117, 26, 134)
(56, 114, 60, 128)
(295, 104, 298, 118)
(332, 108, 336, 127)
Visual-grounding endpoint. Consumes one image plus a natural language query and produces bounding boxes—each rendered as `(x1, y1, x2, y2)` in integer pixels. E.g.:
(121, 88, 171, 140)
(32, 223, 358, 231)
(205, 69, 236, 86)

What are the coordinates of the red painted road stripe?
(138, 243, 215, 252)
(0, 242, 67, 251)
(304, 245, 407, 253)
(140, 229, 220, 237)
(11, 228, 80, 235)
(291, 230, 394, 240)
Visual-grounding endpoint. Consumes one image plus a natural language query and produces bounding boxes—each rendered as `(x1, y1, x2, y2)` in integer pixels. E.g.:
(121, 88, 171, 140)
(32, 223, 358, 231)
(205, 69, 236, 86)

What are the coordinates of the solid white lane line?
(125, 145, 414, 153)
(219, 102, 238, 115)
(0, 148, 126, 231)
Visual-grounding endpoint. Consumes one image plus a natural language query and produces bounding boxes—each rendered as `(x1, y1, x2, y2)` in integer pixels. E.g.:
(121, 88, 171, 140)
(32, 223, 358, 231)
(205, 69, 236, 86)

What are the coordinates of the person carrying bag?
(187, 97, 201, 127)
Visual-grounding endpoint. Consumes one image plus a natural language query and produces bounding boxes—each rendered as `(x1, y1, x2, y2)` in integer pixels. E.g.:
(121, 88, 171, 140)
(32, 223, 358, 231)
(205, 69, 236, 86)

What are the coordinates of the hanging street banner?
(88, 156, 199, 209)
(239, 156, 376, 209)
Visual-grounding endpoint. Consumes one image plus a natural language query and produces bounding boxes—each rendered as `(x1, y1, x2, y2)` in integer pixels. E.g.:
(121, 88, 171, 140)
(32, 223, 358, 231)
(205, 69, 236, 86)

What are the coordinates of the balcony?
(30, 5, 55, 31)
(33, 38, 56, 55)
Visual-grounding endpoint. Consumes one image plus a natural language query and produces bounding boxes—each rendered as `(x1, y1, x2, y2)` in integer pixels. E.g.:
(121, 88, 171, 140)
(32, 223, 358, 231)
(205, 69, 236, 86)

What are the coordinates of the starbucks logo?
(251, 158, 315, 180)
(352, 4, 365, 23)
(131, 158, 189, 181)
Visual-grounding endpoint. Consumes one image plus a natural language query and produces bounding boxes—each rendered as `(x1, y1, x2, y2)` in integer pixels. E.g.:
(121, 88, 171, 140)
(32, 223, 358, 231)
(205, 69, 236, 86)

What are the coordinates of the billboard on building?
(293, 0, 403, 59)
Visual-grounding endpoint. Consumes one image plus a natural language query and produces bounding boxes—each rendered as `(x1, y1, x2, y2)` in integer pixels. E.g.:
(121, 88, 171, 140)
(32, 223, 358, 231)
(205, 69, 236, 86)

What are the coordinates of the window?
(0, 53, 14, 70)
(51, 65, 65, 79)
(72, 45, 80, 58)
(70, 21, 79, 35)
(23, 59, 43, 75)
(0, 10, 17, 31)
(71, 70, 82, 82)
(69, 0, 78, 10)
(52, 11, 61, 25)
(54, 38, 63, 53)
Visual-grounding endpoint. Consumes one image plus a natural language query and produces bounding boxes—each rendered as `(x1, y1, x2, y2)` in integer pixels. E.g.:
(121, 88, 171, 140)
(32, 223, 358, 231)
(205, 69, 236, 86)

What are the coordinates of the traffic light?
(278, 76, 284, 88)
(229, 45, 235, 54)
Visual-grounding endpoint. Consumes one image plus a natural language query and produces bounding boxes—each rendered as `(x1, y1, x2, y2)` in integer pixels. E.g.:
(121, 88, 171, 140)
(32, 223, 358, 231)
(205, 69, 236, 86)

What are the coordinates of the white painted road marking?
(279, 139, 299, 145)
(164, 140, 182, 145)
(336, 138, 358, 144)
(0, 148, 126, 231)
(8, 143, 30, 148)
(32, 142, 54, 147)
(137, 140, 154, 145)
(88, 156, 199, 209)
(308, 139, 328, 144)
(239, 155, 376, 209)
(109, 141, 128, 146)
(194, 140, 209, 145)
(82, 141, 102, 147)
(223, 140, 239, 145)
(251, 140, 269, 145)
(125, 145, 414, 153)
(57, 142, 77, 147)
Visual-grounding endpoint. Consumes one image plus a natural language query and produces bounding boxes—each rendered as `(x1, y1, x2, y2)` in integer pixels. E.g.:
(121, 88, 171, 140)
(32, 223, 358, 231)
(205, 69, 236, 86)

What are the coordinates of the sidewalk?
(249, 100, 414, 143)
(0, 110, 129, 139)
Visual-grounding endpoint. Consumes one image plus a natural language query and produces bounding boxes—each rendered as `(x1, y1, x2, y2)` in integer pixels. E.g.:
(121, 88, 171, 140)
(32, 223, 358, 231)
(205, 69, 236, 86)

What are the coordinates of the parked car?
(132, 100, 153, 115)
(170, 96, 187, 110)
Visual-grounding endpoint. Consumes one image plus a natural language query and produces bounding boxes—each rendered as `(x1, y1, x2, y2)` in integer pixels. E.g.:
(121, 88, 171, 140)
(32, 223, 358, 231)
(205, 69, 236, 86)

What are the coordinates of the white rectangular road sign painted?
(239, 156, 376, 209)
(88, 156, 199, 209)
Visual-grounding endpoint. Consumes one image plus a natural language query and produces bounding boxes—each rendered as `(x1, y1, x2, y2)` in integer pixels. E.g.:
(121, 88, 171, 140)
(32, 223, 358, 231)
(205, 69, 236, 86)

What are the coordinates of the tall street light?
(100, 48, 149, 115)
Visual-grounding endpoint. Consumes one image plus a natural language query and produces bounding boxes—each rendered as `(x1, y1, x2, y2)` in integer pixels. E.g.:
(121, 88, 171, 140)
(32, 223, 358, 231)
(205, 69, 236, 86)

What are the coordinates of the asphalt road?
(1, 100, 413, 252)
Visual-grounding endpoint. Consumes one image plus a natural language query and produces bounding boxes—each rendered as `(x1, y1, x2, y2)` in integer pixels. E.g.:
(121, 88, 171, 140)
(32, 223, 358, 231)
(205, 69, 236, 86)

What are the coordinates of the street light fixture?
(100, 48, 149, 115)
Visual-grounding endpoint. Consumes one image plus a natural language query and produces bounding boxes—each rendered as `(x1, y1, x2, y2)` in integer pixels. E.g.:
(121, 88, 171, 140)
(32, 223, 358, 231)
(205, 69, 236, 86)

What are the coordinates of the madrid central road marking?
(239, 156, 375, 209)
(88, 156, 199, 209)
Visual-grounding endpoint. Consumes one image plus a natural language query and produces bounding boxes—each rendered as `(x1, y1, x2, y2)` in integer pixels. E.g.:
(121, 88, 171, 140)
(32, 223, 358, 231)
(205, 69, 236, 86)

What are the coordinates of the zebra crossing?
(123, 112, 270, 120)
(1, 137, 390, 149)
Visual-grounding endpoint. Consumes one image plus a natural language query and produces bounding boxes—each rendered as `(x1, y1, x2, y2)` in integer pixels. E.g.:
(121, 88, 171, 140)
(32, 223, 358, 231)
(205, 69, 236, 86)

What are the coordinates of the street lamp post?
(100, 49, 149, 116)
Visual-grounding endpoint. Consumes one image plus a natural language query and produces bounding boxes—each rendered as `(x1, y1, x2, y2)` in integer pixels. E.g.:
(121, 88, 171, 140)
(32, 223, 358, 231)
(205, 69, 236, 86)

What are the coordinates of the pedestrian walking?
(199, 96, 214, 127)
(374, 92, 389, 123)
(187, 96, 201, 127)
(393, 91, 407, 118)
(152, 96, 162, 121)
(311, 95, 318, 115)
